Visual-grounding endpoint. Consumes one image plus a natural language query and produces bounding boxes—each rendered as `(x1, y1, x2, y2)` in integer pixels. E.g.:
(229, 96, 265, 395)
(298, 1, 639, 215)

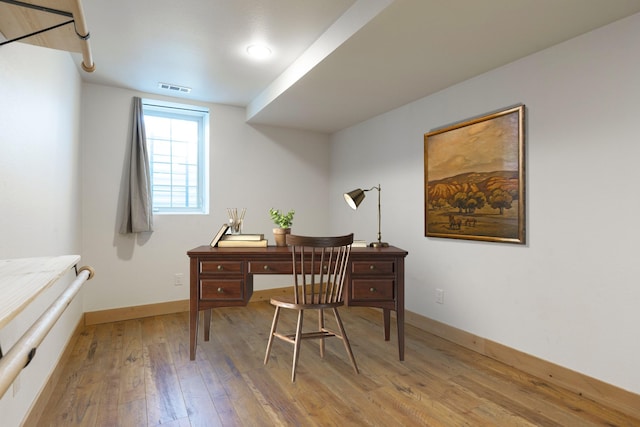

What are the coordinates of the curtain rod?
(142, 102, 209, 114)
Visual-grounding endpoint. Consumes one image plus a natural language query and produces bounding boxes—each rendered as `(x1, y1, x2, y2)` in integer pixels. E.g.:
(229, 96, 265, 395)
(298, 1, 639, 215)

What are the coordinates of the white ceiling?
(75, 0, 640, 134)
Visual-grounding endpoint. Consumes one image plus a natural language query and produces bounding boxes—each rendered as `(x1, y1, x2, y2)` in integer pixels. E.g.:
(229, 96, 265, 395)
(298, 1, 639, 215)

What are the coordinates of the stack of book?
(217, 233, 267, 247)
(210, 224, 268, 247)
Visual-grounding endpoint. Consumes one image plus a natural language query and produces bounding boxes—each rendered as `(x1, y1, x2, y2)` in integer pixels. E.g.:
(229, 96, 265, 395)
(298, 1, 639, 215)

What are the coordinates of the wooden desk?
(187, 245, 408, 361)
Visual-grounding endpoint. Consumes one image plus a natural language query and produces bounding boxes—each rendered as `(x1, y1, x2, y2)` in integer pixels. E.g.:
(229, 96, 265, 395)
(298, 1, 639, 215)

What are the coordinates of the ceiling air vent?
(158, 82, 191, 93)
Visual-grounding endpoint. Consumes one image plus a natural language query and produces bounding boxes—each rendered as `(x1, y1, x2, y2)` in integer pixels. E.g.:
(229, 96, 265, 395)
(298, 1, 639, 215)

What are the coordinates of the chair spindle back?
(286, 234, 354, 305)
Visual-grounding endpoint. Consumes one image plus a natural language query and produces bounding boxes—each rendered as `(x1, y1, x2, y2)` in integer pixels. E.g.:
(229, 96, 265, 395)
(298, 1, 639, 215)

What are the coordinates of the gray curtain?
(118, 97, 153, 233)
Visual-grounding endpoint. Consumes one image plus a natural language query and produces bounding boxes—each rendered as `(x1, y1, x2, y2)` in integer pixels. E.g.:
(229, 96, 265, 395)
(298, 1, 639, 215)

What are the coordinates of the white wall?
(0, 43, 83, 425)
(330, 13, 640, 394)
(81, 84, 332, 311)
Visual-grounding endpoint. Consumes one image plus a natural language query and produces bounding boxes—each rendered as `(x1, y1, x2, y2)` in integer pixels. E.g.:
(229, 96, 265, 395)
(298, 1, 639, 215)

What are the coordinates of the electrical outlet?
(435, 288, 444, 304)
(174, 273, 184, 286)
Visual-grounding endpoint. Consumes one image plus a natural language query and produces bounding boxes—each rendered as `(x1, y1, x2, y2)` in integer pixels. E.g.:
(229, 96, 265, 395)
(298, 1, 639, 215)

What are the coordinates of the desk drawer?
(351, 261, 394, 275)
(248, 261, 292, 274)
(351, 279, 394, 301)
(249, 261, 336, 274)
(200, 260, 243, 274)
(200, 279, 243, 300)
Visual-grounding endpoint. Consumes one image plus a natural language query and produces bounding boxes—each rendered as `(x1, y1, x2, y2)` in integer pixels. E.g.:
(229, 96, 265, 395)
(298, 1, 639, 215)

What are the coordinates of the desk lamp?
(343, 184, 389, 247)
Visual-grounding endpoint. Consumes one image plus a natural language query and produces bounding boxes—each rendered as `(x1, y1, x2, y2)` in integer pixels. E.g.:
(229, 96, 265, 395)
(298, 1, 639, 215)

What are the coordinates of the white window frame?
(142, 99, 209, 215)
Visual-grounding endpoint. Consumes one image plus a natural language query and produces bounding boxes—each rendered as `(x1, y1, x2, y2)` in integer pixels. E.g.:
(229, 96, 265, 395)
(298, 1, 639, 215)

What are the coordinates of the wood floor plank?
(160, 312, 192, 365)
(451, 373, 564, 426)
(205, 331, 278, 425)
(94, 370, 121, 427)
(119, 319, 146, 405)
(174, 360, 223, 426)
(241, 368, 321, 426)
(195, 348, 243, 427)
(36, 303, 640, 427)
(117, 398, 147, 427)
(144, 342, 188, 425)
(38, 325, 100, 426)
(94, 322, 124, 426)
(64, 363, 102, 426)
(367, 383, 463, 427)
(453, 345, 638, 427)
(157, 418, 192, 427)
(260, 365, 362, 426)
(70, 322, 120, 426)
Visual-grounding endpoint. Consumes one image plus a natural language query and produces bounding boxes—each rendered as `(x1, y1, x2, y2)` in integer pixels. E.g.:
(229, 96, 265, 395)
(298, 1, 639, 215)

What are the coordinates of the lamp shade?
(343, 188, 365, 210)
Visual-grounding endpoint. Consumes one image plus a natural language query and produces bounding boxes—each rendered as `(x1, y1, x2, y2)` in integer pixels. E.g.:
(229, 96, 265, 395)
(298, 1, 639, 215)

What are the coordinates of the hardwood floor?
(36, 302, 639, 426)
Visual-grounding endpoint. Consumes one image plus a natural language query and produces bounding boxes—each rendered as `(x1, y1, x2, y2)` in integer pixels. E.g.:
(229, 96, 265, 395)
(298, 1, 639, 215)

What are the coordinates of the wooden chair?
(264, 233, 359, 382)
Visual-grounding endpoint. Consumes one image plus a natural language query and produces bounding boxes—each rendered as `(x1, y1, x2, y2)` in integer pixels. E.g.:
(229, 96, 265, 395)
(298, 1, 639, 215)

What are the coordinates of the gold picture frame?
(424, 105, 525, 244)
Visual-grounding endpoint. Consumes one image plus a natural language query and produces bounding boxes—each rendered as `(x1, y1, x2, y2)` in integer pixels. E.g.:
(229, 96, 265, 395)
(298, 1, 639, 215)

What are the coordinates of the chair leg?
(291, 309, 304, 382)
(332, 308, 359, 374)
(318, 309, 325, 358)
(264, 306, 280, 365)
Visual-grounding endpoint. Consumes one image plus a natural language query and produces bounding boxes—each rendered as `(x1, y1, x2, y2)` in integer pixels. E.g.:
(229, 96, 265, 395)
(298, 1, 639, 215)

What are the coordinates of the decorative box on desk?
(187, 244, 408, 361)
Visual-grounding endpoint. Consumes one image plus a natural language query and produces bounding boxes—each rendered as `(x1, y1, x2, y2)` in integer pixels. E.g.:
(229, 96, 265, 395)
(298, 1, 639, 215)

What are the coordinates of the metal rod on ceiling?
(0, 0, 95, 72)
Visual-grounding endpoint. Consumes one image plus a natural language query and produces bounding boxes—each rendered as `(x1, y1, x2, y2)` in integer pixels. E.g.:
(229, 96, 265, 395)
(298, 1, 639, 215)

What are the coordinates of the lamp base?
(369, 241, 389, 248)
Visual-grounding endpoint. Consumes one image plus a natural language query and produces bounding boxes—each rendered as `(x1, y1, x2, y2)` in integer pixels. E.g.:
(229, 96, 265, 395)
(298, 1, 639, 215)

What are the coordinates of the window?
(142, 100, 209, 214)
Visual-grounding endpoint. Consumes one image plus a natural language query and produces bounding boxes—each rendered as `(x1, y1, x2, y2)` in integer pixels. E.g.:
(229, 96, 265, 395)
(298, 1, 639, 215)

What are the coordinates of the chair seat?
(270, 295, 344, 310)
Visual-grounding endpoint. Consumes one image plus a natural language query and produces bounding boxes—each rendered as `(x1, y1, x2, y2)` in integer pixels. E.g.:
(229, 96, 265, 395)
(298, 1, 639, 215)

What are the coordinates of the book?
(209, 224, 230, 247)
(220, 233, 264, 241)
(217, 239, 268, 248)
(352, 240, 369, 248)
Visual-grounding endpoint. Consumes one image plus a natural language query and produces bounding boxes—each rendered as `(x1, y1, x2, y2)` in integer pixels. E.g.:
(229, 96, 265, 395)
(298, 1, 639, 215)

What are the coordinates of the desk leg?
(383, 308, 391, 341)
(190, 306, 198, 361)
(204, 309, 211, 341)
(397, 256, 405, 361)
(397, 308, 405, 361)
(383, 308, 404, 360)
(189, 257, 198, 361)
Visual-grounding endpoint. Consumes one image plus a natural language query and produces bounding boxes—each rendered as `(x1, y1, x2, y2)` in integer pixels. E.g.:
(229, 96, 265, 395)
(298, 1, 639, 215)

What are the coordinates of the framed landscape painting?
(424, 105, 525, 244)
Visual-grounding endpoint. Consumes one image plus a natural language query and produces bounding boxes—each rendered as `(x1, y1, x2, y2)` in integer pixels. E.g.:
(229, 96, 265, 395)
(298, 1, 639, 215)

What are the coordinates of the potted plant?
(269, 208, 295, 246)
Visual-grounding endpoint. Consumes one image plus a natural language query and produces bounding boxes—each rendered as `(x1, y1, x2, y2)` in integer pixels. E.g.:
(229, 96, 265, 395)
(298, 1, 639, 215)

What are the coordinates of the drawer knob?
(369, 287, 376, 292)
(263, 265, 270, 271)
(217, 287, 224, 293)
(369, 265, 375, 270)
(217, 265, 223, 271)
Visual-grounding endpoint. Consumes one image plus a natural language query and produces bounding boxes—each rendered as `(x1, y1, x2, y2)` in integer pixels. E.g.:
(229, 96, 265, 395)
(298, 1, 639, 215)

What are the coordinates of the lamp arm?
(362, 185, 382, 243)
(346, 184, 388, 247)
(376, 185, 382, 244)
